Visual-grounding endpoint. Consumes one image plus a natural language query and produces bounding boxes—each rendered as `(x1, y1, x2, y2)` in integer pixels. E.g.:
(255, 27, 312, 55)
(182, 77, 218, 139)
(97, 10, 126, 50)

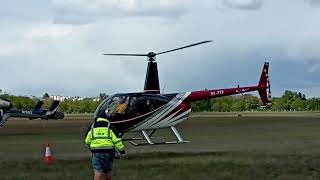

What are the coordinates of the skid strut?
(142, 130, 154, 144)
(129, 126, 190, 146)
(171, 126, 184, 142)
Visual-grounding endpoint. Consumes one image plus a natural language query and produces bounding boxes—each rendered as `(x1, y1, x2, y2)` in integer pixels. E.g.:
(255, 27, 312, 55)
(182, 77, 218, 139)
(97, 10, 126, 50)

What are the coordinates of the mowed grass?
(1, 112, 320, 179)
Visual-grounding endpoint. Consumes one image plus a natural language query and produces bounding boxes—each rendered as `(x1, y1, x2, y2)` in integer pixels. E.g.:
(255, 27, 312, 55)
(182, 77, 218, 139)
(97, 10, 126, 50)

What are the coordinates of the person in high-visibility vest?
(85, 110, 125, 180)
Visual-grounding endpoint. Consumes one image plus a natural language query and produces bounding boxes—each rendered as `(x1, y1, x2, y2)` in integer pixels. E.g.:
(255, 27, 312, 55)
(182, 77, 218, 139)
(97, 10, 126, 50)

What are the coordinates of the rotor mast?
(144, 52, 160, 93)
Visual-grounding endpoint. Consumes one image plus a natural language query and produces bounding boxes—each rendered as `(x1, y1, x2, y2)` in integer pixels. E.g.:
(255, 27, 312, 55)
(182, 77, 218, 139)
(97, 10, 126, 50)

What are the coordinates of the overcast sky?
(1, 0, 320, 98)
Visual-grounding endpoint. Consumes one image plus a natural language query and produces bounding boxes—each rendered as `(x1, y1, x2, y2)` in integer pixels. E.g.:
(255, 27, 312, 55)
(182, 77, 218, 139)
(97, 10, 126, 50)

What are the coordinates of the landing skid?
(128, 126, 190, 146)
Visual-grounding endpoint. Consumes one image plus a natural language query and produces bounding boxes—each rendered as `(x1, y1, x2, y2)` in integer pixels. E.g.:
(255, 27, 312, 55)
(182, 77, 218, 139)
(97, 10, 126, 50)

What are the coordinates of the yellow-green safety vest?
(85, 118, 124, 152)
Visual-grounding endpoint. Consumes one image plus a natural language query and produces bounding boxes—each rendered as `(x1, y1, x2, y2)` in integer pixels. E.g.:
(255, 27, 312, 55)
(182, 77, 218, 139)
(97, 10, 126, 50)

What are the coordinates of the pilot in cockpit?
(115, 96, 129, 114)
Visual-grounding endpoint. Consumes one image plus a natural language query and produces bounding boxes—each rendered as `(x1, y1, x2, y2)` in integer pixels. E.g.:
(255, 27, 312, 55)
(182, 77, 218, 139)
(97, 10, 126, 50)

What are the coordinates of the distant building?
(49, 95, 101, 102)
(50, 95, 69, 102)
(93, 97, 101, 102)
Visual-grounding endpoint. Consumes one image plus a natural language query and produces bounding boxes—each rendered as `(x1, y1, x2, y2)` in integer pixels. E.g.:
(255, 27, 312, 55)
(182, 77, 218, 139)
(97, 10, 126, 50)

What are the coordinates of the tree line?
(192, 90, 320, 112)
(1, 94, 102, 113)
(1, 90, 320, 113)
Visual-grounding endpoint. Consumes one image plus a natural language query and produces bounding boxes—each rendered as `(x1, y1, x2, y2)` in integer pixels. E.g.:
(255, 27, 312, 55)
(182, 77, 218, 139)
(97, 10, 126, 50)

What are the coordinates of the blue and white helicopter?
(0, 97, 64, 127)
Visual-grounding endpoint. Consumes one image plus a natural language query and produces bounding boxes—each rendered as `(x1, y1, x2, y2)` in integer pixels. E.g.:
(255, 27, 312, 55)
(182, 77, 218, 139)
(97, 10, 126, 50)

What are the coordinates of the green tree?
(43, 93, 50, 99)
(99, 93, 108, 100)
(302, 94, 306, 101)
(291, 99, 306, 111)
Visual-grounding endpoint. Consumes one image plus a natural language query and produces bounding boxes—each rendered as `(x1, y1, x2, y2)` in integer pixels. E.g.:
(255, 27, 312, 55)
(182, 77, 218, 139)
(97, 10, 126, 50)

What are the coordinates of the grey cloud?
(306, 0, 320, 7)
(52, 0, 190, 25)
(222, 0, 263, 10)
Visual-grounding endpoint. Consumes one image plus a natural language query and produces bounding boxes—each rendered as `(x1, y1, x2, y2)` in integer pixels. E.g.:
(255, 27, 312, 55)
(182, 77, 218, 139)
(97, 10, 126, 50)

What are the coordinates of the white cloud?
(284, 14, 320, 61)
(24, 24, 76, 39)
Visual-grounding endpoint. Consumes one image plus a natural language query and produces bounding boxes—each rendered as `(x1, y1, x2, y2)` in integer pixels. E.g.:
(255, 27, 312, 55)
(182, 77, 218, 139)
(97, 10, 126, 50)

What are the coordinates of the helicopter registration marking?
(211, 90, 224, 96)
(22, 110, 33, 115)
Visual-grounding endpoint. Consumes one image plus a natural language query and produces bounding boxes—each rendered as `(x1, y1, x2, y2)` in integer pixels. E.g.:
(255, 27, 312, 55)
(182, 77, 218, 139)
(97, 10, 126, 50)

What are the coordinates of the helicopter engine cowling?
(0, 98, 13, 110)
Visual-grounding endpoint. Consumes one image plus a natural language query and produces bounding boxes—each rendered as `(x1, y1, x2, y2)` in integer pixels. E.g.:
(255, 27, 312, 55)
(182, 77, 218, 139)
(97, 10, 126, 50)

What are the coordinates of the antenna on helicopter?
(103, 40, 213, 93)
(162, 84, 167, 94)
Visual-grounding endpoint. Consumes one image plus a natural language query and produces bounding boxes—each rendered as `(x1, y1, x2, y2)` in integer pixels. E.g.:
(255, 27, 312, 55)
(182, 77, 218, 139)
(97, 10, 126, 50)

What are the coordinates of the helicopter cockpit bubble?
(94, 94, 130, 119)
(94, 95, 113, 119)
(0, 97, 13, 110)
(94, 93, 171, 122)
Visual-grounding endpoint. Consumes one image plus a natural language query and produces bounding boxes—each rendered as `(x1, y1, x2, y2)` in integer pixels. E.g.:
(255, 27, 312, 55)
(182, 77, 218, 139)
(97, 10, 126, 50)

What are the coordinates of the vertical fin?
(45, 100, 60, 116)
(33, 100, 44, 111)
(258, 62, 270, 104)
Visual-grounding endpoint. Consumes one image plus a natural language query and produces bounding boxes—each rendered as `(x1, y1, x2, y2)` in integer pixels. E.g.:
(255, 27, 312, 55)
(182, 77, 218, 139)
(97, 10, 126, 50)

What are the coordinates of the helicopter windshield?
(94, 94, 130, 118)
(0, 97, 12, 109)
(94, 95, 113, 118)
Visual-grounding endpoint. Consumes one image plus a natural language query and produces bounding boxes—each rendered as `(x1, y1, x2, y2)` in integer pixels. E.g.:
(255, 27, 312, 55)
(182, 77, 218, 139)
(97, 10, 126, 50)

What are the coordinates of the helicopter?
(95, 40, 271, 146)
(0, 97, 64, 127)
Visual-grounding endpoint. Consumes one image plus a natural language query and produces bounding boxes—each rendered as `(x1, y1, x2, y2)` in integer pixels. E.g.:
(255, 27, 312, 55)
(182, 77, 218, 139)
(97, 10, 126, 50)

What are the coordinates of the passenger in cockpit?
(126, 97, 137, 116)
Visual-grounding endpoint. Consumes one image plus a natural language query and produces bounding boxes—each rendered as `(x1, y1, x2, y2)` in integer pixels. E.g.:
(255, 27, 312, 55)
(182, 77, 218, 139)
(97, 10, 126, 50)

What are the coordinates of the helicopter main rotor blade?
(156, 40, 212, 56)
(102, 53, 148, 56)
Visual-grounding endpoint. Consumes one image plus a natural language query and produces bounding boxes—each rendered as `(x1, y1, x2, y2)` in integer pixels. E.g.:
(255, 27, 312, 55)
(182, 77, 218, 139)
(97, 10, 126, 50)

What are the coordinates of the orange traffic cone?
(44, 143, 53, 164)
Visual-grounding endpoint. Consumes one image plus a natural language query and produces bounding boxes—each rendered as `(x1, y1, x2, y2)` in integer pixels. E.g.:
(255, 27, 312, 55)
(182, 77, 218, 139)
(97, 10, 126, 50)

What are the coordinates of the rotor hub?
(147, 52, 156, 57)
(147, 52, 157, 61)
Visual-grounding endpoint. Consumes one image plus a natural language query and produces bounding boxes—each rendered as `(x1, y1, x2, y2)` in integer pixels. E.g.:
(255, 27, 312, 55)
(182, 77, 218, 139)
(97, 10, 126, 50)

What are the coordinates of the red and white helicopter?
(97, 41, 271, 146)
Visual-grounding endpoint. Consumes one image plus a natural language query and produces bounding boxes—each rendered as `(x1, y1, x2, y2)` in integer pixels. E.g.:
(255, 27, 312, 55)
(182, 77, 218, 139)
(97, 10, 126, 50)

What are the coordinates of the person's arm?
(84, 124, 92, 145)
(85, 130, 92, 145)
(109, 124, 121, 138)
(110, 130, 125, 154)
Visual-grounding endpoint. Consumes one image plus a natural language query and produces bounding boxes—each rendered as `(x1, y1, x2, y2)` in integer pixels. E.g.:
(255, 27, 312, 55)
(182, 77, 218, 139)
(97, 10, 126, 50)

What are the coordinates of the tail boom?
(185, 62, 270, 104)
(186, 85, 263, 102)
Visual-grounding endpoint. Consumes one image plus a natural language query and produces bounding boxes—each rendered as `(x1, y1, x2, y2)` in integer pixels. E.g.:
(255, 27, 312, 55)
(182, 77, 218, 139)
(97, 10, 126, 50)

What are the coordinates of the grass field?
(1, 112, 320, 179)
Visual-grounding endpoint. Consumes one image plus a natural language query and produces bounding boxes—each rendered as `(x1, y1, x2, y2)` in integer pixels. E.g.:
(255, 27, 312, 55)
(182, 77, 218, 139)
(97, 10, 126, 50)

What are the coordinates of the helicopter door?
(126, 96, 168, 117)
(124, 96, 150, 117)
(150, 97, 167, 110)
(141, 97, 167, 113)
